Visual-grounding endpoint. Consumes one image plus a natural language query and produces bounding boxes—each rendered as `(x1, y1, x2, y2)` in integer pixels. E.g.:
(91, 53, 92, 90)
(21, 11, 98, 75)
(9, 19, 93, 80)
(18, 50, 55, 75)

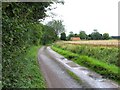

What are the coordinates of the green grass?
(66, 69, 89, 88)
(15, 46, 46, 88)
(54, 43, 119, 67)
(66, 69, 82, 84)
(51, 46, 120, 84)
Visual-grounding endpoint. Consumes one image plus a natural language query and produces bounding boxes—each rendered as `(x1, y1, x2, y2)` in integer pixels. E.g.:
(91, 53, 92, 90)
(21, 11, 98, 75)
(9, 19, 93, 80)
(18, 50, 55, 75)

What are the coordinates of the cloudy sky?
(44, 0, 119, 36)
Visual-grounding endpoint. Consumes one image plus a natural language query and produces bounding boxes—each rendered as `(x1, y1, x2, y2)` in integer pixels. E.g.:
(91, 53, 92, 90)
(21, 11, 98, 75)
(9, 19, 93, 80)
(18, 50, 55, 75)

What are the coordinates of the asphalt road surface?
(38, 46, 82, 88)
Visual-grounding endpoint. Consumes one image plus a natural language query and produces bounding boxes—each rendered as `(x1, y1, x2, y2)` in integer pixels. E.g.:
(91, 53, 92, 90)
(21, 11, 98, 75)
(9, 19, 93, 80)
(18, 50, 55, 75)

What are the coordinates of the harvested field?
(61, 40, 119, 47)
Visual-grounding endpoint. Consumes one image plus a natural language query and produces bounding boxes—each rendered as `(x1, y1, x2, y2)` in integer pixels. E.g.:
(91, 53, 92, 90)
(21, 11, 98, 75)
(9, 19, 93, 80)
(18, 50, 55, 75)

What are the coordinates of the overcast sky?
(44, 0, 119, 36)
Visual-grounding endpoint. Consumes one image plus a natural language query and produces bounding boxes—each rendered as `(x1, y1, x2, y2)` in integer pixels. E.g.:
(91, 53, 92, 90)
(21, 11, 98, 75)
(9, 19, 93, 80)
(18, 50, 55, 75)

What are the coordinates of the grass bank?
(15, 46, 46, 88)
(54, 42, 119, 67)
(51, 45, 120, 84)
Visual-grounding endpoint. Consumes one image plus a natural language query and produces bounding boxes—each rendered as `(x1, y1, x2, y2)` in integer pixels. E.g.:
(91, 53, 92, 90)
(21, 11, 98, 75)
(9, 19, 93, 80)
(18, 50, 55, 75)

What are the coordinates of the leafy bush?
(2, 2, 54, 88)
(15, 46, 46, 88)
(3, 46, 46, 88)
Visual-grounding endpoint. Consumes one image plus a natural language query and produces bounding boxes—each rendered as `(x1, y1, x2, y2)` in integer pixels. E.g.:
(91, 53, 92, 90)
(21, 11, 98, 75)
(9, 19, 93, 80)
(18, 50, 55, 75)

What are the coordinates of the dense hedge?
(2, 17, 44, 87)
(14, 46, 46, 88)
(2, 2, 57, 88)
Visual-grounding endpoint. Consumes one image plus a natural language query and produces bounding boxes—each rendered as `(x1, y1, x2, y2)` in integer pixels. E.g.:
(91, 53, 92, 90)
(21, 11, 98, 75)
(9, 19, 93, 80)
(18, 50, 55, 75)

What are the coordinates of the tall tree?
(74, 33, 79, 37)
(69, 31, 74, 35)
(60, 32, 66, 40)
(47, 20, 65, 35)
(79, 31, 87, 39)
(67, 31, 74, 40)
(41, 25, 57, 45)
(102, 33, 110, 40)
(91, 29, 102, 40)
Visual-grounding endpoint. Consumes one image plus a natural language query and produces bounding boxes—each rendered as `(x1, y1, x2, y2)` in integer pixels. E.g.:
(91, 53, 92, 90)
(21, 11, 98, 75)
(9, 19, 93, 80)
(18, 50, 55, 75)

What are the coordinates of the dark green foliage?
(2, 2, 52, 21)
(67, 31, 79, 40)
(2, 46, 46, 88)
(102, 33, 110, 40)
(74, 33, 79, 37)
(67, 30, 111, 40)
(41, 25, 57, 45)
(16, 46, 46, 88)
(90, 29, 102, 40)
(67, 31, 74, 40)
(2, 1, 64, 88)
(87, 34, 92, 40)
(60, 32, 66, 40)
(2, 2, 53, 88)
(79, 31, 87, 39)
(47, 20, 65, 35)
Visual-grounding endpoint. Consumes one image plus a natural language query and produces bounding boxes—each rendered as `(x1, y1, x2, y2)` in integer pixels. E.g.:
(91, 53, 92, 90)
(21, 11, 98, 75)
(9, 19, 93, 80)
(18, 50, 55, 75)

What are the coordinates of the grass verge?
(54, 43, 118, 67)
(16, 46, 46, 88)
(66, 69, 90, 88)
(66, 69, 82, 84)
(51, 46, 120, 84)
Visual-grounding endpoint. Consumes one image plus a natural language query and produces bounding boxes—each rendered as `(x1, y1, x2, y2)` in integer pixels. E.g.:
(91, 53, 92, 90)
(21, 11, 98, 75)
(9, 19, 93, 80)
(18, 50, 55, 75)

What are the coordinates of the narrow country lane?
(38, 46, 119, 89)
(37, 46, 82, 88)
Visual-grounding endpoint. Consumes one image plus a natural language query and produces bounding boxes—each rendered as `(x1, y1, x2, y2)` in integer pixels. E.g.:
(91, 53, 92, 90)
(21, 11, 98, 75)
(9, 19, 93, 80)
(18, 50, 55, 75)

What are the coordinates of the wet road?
(38, 46, 119, 89)
(37, 46, 82, 88)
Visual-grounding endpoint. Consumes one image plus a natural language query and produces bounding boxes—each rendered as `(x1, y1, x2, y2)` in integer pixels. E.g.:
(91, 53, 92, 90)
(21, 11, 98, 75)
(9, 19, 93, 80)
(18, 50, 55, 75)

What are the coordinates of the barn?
(70, 37, 81, 41)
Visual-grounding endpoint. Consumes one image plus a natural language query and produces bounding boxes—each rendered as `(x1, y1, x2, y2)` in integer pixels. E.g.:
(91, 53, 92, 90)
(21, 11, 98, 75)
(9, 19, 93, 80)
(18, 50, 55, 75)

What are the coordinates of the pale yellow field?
(61, 40, 119, 47)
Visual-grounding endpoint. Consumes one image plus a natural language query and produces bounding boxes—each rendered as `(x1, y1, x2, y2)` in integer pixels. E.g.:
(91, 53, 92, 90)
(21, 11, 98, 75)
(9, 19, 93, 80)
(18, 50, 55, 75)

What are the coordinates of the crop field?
(61, 40, 119, 47)
(52, 40, 120, 84)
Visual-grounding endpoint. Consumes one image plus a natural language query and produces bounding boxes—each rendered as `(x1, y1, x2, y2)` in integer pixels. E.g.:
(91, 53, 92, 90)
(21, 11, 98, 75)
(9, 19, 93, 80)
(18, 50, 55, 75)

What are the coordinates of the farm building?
(71, 37, 81, 41)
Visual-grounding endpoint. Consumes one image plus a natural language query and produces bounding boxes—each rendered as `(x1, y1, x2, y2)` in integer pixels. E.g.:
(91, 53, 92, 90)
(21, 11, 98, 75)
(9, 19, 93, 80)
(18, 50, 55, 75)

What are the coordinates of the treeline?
(111, 36, 120, 39)
(2, 2, 63, 87)
(60, 29, 113, 41)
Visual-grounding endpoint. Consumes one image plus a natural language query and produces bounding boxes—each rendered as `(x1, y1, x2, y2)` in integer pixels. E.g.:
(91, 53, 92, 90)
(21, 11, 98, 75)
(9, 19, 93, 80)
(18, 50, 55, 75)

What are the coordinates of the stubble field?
(62, 40, 119, 47)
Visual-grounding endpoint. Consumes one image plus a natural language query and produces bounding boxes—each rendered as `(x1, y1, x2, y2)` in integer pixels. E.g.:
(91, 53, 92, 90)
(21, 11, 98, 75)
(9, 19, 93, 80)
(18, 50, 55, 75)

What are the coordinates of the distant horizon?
(43, 0, 119, 36)
(63, 30, 120, 37)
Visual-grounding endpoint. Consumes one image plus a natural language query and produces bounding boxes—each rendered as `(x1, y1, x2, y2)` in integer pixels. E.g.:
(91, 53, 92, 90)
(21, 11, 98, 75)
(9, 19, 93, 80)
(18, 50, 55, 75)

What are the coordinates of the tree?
(60, 32, 66, 40)
(69, 31, 74, 35)
(102, 33, 110, 40)
(2, 2, 52, 22)
(74, 33, 79, 37)
(79, 31, 87, 39)
(67, 31, 74, 40)
(47, 20, 65, 35)
(42, 25, 57, 45)
(87, 34, 92, 40)
(91, 29, 102, 40)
